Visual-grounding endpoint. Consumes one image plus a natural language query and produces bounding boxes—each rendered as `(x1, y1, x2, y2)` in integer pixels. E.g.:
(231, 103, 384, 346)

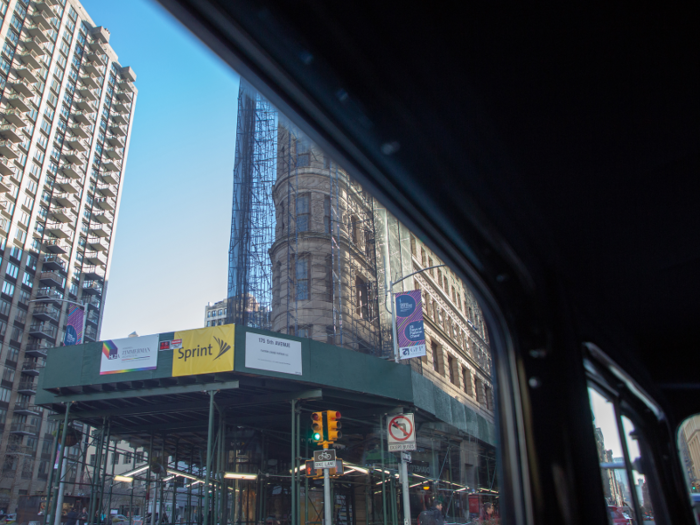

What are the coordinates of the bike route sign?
(313, 448, 337, 469)
(387, 413, 416, 451)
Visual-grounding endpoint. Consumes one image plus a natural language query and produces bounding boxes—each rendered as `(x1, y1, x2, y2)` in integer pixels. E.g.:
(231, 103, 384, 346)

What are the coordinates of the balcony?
(111, 113, 127, 126)
(49, 206, 77, 223)
(83, 281, 103, 295)
(87, 237, 108, 253)
(85, 296, 101, 310)
(21, 39, 46, 56)
(44, 223, 74, 240)
(60, 164, 84, 180)
(91, 210, 114, 224)
(120, 66, 137, 82)
(29, 321, 58, 340)
(42, 238, 71, 254)
(21, 358, 44, 377)
(17, 379, 38, 395)
(0, 159, 15, 176)
(72, 110, 95, 126)
(31, 10, 52, 29)
(51, 193, 79, 209)
(18, 50, 41, 70)
(25, 343, 49, 358)
(69, 124, 90, 139)
(26, 25, 49, 43)
(79, 74, 99, 90)
(77, 87, 97, 101)
(83, 265, 105, 281)
(88, 39, 107, 53)
(3, 107, 28, 127)
(14, 397, 42, 415)
(42, 254, 66, 272)
(109, 124, 126, 136)
(104, 147, 123, 160)
(97, 185, 116, 198)
(66, 137, 88, 152)
(102, 160, 121, 172)
(55, 178, 80, 194)
(88, 224, 110, 237)
(10, 422, 40, 436)
(76, 99, 97, 114)
(118, 79, 135, 92)
(82, 63, 101, 77)
(0, 123, 24, 143)
(36, 286, 63, 302)
(39, 270, 64, 288)
(116, 91, 133, 103)
(35, 1, 55, 16)
(85, 52, 104, 66)
(14, 67, 39, 84)
(95, 197, 116, 211)
(85, 251, 107, 267)
(0, 140, 20, 159)
(99, 171, 120, 185)
(113, 102, 129, 115)
(91, 26, 111, 44)
(7, 94, 31, 113)
(86, 311, 100, 325)
(32, 302, 60, 321)
(84, 325, 98, 342)
(107, 135, 125, 148)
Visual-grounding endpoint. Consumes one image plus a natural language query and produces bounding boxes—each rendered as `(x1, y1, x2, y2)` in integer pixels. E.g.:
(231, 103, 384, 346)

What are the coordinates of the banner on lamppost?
(395, 290, 426, 359)
(64, 305, 84, 346)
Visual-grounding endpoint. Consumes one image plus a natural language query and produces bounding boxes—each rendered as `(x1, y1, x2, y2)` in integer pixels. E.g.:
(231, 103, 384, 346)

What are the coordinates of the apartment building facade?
(204, 299, 226, 327)
(0, 0, 136, 511)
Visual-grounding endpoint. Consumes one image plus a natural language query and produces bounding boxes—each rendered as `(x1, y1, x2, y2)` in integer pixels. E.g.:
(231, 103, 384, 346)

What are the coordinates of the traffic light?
(325, 410, 342, 442)
(310, 412, 324, 443)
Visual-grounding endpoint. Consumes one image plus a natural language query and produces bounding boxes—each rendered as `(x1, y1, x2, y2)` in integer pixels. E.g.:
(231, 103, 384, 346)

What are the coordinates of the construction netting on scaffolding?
(226, 82, 392, 358)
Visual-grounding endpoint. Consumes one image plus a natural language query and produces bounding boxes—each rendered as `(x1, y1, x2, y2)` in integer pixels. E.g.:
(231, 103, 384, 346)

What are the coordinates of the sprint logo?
(213, 337, 231, 360)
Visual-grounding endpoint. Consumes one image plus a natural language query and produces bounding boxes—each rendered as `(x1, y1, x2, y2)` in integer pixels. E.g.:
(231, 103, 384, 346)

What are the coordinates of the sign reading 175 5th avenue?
(245, 331, 302, 376)
(395, 291, 426, 359)
(171, 325, 235, 377)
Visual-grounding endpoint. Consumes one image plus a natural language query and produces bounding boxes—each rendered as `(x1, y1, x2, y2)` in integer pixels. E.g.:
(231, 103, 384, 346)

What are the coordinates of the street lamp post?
(385, 263, 445, 525)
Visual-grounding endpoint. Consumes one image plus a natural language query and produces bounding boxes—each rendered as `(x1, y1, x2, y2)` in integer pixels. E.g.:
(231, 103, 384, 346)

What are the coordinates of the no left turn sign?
(387, 413, 416, 451)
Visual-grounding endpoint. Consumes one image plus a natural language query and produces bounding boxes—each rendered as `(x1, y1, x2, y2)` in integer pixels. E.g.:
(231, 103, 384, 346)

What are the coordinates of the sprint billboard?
(171, 325, 235, 377)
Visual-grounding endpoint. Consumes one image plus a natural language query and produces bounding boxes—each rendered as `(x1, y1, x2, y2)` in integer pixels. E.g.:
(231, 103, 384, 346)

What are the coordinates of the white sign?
(99, 334, 159, 375)
(245, 332, 302, 376)
(313, 449, 337, 469)
(387, 413, 416, 451)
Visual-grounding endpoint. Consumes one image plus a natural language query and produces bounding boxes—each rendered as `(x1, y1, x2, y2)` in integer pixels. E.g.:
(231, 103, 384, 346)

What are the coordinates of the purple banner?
(395, 290, 426, 359)
(64, 305, 84, 346)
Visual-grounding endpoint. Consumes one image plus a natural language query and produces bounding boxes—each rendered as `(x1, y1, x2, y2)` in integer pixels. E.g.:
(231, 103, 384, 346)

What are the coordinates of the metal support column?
(99, 421, 112, 523)
(172, 440, 179, 525)
(50, 402, 72, 525)
(379, 415, 387, 525)
(291, 399, 296, 525)
(203, 391, 216, 525)
(43, 425, 61, 525)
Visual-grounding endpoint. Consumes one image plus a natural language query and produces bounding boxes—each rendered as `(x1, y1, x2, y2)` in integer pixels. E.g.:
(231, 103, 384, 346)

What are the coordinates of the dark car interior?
(154, 2, 700, 523)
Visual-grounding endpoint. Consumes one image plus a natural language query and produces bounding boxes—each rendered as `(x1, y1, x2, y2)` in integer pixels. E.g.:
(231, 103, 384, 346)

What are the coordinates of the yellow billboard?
(171, 325, 235, 377)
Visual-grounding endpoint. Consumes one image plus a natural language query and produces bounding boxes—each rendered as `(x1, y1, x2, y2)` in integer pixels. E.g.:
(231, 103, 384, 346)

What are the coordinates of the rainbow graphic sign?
(395, 290, 426, 360)
(99, 334, 159, 375)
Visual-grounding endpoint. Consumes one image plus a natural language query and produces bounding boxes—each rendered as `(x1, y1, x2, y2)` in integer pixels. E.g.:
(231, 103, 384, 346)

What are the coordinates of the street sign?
(401, 452, 412, 462)
(387, 413, 416, 451)
(313, 448, 337, 469)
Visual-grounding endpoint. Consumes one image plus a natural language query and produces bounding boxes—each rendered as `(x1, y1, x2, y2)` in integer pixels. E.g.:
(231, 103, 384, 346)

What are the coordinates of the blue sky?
(79, 0, 240, 339)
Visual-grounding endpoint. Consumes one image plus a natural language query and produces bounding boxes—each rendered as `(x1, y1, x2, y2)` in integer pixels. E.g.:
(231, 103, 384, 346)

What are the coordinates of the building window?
(325, 255, 333, 302)
(295, 140, 310, 167)
(296, 193, 310, 233)
(462, 367, 473, 395)
(484, 385, 493, 410)
(475, 377, 484, 403)
(410, 235, 416, 256)
(323, 196, 331, 233)
(431, 341, 441, 374)
(421, 248, 426, 267)
(294, 255, 309, 301)
(355, 276, 369, 319)
(447, 355, 456, 385)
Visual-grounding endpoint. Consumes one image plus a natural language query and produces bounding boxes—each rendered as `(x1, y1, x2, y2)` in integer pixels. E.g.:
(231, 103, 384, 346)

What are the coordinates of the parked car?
(0, 514, 17, 525)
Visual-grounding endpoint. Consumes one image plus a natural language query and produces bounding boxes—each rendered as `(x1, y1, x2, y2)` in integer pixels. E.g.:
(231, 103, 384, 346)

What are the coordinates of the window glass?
(679, 415, 700, 523)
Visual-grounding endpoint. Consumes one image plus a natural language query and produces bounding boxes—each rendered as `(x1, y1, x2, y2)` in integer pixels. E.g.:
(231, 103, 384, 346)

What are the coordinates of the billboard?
(100, 334, 159, 375)
(63, 305, 84, 346)
(171, 325, 235, 377)
(395, 290, 426, 359)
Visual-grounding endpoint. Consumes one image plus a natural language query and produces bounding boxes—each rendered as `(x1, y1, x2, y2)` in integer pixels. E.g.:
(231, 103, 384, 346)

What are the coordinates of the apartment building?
(0, 0, 136, 511)
(204, 299, 226, 327)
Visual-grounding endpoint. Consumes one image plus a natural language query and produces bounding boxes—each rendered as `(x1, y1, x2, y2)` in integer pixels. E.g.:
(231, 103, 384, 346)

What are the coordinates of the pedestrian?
(66, 507, 79, 525)
(418, 499, 444, 525)
(78, 508, 88, 525)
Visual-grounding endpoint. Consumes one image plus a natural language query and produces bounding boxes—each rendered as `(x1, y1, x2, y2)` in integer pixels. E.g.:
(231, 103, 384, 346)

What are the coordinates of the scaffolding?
(227, 83, 387, 356)
(227, 80, 276, 329)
